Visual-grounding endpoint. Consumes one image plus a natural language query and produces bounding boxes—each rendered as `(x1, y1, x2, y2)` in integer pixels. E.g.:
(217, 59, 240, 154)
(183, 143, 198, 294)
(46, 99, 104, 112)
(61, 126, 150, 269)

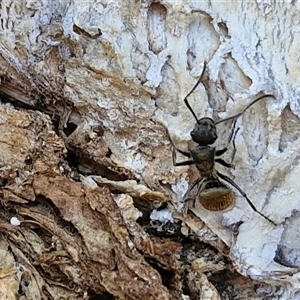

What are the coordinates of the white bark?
(1, 0, 300, 299)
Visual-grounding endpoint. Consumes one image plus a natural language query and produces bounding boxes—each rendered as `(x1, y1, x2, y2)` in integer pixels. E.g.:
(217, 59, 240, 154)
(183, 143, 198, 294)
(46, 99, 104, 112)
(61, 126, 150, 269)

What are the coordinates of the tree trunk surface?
(0, 1, 299, 299)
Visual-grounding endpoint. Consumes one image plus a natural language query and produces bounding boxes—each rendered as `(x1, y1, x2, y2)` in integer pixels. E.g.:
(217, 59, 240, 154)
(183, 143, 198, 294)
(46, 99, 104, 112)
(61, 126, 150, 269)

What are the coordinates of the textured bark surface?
(1, 1, 300, 299)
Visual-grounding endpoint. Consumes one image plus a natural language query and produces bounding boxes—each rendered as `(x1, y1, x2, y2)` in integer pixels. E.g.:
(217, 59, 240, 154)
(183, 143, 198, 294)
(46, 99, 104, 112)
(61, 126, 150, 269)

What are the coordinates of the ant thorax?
(189, 144, 216, 178)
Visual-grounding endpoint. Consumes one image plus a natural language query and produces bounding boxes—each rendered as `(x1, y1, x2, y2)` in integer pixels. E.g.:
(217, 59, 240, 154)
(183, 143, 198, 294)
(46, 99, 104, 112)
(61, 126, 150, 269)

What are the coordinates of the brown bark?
(1, 1, 299, 299)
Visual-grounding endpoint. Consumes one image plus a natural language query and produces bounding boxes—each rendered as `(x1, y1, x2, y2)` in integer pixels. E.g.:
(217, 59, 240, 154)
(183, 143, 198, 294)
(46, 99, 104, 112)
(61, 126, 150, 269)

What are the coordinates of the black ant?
(168, 62, 276, 225)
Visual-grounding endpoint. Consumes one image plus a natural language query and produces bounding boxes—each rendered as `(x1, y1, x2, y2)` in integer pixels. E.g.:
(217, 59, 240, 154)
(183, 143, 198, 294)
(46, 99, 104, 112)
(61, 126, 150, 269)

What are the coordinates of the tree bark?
(0, 1, 299, 299)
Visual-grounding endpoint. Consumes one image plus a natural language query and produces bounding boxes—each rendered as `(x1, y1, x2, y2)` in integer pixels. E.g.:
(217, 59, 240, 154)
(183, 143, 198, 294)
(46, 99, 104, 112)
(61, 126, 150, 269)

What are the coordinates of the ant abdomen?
(199, 179, 235, 211)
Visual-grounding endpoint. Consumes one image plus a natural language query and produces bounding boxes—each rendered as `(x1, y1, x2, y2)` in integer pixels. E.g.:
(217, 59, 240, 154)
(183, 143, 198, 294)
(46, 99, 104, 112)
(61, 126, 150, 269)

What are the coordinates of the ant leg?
(227, 118, 239, 148)
(215, 127, 240, 168)
(216, 148, 228, 156)
(172, 146, 191, 158)
(217, 172, 275, 225)
(215, 158, 232, 168)
(182, 178, 204, 215)
(216, 119, 239, 157)
(171, 145, 194, 166)
(229, 126, 240, 165)
(173, 159, 195, 167)
(167, 130, 191, 157)
(167, 130, 194, 166)
(183, 177, 203, 200)
(171, 144, 194, 166)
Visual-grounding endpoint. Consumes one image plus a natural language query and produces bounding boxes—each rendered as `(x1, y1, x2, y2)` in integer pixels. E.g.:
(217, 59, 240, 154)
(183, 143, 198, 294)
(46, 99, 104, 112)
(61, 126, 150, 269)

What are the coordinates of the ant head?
(191, 117, 217, 145)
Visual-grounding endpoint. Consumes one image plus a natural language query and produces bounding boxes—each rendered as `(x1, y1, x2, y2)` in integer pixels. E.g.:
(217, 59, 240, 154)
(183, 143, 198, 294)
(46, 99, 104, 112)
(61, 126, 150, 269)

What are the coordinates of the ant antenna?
(215, 94, 275, 125)
(183, 61, 207, 124)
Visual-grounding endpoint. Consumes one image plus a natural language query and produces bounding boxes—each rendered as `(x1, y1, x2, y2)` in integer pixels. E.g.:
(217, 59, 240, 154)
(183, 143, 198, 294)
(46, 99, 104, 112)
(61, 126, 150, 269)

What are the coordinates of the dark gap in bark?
(40, 285, 55, 300)
(88, 290, 115, 300)
(25, 195, 81, 237)
(63, 148, 80, 171)
(61, 144, 130, 181)
(145, 256, 176, 289)
(0, 86, 80, 138)
(0, 91, 35, 109)
(146, 219, 182, 238)
(180, 237, 231, 299)
(208, 269, 238, 299)
(135, 200, 183, 238)
(63, 122, 78, 137)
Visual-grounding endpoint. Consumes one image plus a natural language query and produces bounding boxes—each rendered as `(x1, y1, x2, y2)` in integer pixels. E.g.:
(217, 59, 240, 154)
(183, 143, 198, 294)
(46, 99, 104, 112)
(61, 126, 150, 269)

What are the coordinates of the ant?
(168, 62, 276, 225)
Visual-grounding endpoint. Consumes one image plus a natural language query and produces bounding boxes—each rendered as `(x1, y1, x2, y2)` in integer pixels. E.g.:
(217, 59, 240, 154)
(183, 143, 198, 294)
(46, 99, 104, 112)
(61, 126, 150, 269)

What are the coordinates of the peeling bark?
(1, 1, 300, 299)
